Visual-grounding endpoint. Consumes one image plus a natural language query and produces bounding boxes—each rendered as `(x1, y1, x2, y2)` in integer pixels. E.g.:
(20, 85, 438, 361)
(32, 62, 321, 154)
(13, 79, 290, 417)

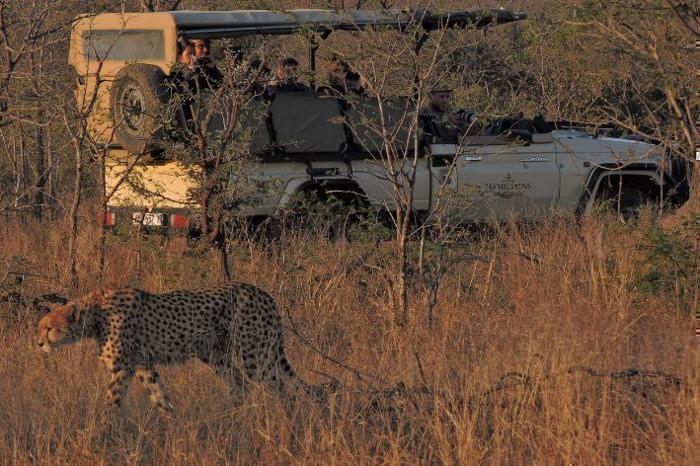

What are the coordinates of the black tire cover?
(111, 64, 168, 154)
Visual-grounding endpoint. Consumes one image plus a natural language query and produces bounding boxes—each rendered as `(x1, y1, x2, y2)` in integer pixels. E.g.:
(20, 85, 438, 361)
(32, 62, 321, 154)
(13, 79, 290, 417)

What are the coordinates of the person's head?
(327, 54, 348, 75)
(429, 88, 453, 113)
(344, 69, 363, 92)
(327, 55, 362, 92)
(178, 42, 194, 67)
(278, 57, 299, 81)
(327, 57, 345, 89)
(190, 39, 211, 62)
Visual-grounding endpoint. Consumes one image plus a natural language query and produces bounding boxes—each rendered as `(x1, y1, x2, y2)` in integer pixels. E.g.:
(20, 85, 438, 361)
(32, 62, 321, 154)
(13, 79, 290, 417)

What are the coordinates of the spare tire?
(111, 64, 169, 154)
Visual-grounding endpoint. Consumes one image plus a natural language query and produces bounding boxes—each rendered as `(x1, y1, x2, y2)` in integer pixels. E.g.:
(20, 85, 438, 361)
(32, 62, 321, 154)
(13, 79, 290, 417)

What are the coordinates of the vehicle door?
(347, 98, 431, 211)
(456, 136, 560, 222)
(426, 144, 460, 218)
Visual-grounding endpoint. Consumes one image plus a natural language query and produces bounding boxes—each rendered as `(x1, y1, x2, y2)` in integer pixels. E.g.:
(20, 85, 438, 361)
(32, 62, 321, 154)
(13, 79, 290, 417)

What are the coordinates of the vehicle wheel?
(281, 188, 358, 241)
(612, 185, 652, 223)
(284, 188, 332, 238)
(111, 64, 169, 154)
(327, 193, 367, 241)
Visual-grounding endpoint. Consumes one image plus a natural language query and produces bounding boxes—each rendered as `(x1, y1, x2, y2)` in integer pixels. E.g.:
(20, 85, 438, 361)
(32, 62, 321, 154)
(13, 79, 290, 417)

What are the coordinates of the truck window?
(82, 30, 165, 61)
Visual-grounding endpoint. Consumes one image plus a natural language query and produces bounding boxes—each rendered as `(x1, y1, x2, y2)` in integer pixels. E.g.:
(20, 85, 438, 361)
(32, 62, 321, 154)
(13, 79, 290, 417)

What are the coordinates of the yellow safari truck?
(70, 9, 679, 231)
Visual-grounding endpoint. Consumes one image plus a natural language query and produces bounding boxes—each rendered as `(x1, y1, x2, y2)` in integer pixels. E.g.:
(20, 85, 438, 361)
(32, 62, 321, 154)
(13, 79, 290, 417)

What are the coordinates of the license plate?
(132, 212, 165, 226)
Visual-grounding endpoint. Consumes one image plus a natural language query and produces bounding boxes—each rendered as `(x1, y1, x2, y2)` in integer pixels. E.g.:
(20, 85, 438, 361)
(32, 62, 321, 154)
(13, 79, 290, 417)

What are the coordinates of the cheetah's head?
(36, 294, 100, 353)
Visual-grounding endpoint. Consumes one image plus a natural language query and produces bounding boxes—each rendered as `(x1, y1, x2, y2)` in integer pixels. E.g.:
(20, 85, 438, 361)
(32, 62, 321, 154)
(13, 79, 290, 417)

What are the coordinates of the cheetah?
(36, 283, 299, 413)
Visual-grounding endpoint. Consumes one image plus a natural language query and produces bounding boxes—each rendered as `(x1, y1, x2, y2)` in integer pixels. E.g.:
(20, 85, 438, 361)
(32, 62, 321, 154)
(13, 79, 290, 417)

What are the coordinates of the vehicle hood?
(552, 131, 662, 164)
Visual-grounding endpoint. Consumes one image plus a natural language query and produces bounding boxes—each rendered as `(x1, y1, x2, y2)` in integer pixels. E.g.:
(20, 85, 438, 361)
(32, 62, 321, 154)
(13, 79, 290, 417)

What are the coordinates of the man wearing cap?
(420, 87, 478, 142)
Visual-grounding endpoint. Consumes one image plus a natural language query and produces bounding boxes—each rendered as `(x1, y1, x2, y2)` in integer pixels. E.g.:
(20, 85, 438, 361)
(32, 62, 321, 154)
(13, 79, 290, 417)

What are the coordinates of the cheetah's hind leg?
(203, 351, 250, 401)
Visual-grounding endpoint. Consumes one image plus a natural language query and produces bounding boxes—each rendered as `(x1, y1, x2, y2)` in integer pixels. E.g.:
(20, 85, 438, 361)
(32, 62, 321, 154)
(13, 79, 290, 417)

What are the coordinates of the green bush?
(638, 215, 700, 318)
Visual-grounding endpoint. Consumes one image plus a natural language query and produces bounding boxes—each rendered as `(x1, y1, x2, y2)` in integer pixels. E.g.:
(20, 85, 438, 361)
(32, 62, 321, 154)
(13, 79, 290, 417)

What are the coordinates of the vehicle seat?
(345, 97, 414, 154)
(268, 93, 347, 154)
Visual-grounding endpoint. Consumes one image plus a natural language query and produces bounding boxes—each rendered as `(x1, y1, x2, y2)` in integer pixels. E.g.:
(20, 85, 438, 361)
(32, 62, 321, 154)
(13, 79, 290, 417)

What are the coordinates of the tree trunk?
(17, 127, 29, 214)
(67, 147, 83, 289)
(396, 231, 409, 326)
(97, 146, 107, 286)
(30, 44, 48, 220)
(32, 110, 47, 220)
(199, 174, 231, 281)
(395, 189, 413, 327)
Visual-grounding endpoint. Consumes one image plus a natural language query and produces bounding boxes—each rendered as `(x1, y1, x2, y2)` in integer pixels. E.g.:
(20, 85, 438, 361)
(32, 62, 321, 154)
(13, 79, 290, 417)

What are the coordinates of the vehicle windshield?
(83, 30, 165, 61)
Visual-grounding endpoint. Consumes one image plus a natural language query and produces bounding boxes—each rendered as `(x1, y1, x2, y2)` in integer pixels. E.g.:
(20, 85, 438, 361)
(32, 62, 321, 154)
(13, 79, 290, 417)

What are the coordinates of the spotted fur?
(36, 284, 296, 413)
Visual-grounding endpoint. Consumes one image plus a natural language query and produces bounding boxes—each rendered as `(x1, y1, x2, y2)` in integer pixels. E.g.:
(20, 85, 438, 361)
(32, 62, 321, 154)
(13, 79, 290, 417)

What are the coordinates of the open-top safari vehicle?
(68, 8, 687, 231)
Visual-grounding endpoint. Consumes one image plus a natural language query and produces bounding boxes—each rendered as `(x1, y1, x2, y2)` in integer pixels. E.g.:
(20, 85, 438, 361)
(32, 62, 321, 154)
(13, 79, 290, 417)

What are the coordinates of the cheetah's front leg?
(136, 367, 174, 414)
(106, 367, 134, 409)
(89, 367, 135, 437)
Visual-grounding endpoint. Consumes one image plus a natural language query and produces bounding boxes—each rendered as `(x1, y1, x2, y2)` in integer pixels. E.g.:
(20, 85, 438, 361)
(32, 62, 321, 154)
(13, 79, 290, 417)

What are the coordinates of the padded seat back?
(269, 93, 346, 153)
(238, 98, 272, 155)
(345, 98, 414, 153)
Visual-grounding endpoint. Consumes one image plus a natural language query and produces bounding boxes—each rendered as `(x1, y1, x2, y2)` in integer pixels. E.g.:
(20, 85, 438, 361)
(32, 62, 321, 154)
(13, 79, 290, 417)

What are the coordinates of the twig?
(307, 368, 342, 387)
(5, 270, 49, 279)
(413, 351, 434, 395)
(283, 306, 388, 391)
(517, 250, 542, 264)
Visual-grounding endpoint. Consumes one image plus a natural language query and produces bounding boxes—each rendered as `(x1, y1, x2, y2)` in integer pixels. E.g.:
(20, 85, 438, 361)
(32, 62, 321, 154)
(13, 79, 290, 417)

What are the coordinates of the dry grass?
(0, 211, 697, 465)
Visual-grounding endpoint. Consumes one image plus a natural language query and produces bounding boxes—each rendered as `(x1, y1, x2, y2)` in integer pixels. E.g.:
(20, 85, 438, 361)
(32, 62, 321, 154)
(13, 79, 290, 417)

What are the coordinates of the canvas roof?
(169, 8, 526, 38)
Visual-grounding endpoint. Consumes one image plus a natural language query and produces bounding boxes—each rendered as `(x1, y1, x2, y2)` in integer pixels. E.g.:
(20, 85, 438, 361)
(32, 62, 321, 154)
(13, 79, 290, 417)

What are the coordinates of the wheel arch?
(578, 164, 665, 217)
(275, 177, 370, 212)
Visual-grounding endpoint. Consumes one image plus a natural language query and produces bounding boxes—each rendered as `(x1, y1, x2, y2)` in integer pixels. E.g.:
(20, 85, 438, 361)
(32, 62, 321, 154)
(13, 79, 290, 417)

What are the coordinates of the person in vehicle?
(171, 38, 224, 128)
(176, 37, 222, 90)
(324, 55, 366, 96)
(419, 87, 478, 142)
(178, 41, 195, 67)
(266, 57, 309, 94)
(190, 39, 211, 65)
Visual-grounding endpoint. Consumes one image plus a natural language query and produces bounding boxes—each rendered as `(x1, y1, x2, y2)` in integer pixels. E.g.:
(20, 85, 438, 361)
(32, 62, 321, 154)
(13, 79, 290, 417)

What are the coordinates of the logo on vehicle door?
(483, 173, 532, 199)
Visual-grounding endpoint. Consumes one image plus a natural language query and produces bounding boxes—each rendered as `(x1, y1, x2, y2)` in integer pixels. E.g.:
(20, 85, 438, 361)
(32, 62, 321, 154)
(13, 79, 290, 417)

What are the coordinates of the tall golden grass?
(0, 211, 697, 465)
